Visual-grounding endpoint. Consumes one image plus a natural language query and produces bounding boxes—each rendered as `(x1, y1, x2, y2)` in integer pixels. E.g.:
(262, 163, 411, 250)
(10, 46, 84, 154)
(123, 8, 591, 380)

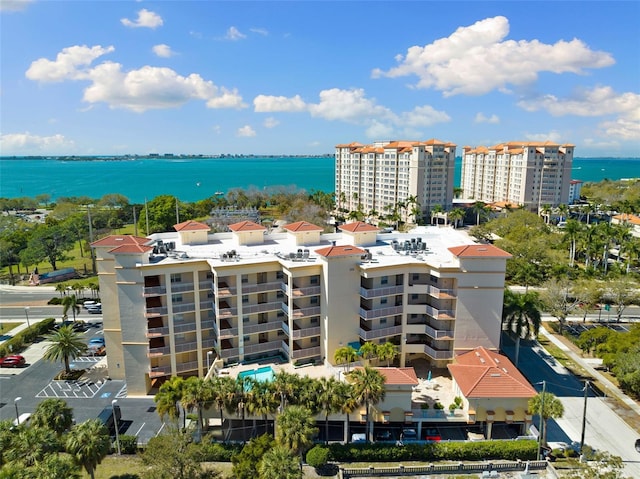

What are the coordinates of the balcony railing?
(170, 282, 195, 293)
(424, 344, 454, 360)
(243, 320, 283, 335)
(292, 345, 321, 360)
(173, 302, 197, 313)
(359, 305, 403, 320)
(243, 340, 283, 355)
(218, 306, 238, 318)
(216, 285, 237, 297)
(219, 347, 240, 359)
(176, 360, 200, 373)
(282, 303, 321, 318)
(281, 340, 290, 356)
(242, 281, 282, 294)
(426, 285, 456, 299)
(219, 326, 239, 339)
(200, 301, 214, 310)
(145, 306, 168, 318)
(199, 280, 213, 290)
(359, 285, 404, 299)
(242, 301, 283, 315)
(144, 286, 166, 297)
(148, 345, 170, 357)
(424, 323, 454, 340)
(426, 305, 455, 320)
(359, 325, 403, 340)
(290, 326, 321, 340)
(149, 365, 171, 378)
(290, 285, 321, 297)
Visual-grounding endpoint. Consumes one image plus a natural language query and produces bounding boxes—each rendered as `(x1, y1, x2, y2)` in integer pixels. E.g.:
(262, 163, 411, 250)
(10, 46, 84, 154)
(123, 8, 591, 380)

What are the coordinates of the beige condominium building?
(92, 220, 511, 395)
(335, 140, 456, 223)
(461, 141, 574, 211)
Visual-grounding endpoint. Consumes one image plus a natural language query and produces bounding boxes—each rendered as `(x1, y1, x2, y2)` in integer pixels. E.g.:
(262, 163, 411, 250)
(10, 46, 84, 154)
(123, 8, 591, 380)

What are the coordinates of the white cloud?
(226, 26, 246, 41)
(475, 112, 500, 124)
(26, 45, 115, 82)
(237, 125, 256, 137)
(25, 45, 247, 112)
(152, 44, 174, 58)
(373, 16, 615, 96)
(0, 0, 32, 12)
(254, 94, 306, 112)
(121, 9, 163, 29)
(523, 131, 563, 143)
(250, 28, 269, 36)
(309, 88, 394, 122)
(0, 132, 74, 153)
(365, 120, 395, 139)
(212, 125, 221, 134)
(518, 86, 640, 140)
(263, 117, 279, 128)
(400, 105, 451, 127)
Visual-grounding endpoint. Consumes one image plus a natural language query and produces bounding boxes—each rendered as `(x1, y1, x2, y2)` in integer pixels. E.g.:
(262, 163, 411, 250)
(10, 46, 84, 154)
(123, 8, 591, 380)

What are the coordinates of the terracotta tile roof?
(447, 347, 537, 398)
(374, 367, 419, 386)
(422, 138, 445, 145)
(569, 180, 583, 184)
(613, 213, 640, 225)
(174, 220, 210, 232)
(336, 142, 364, 148)
(283, 221, 323, 232)
(384, 141, 419, 149)
(91, 235, 149, 247)
(228, 221, 266, 232)
(339, 221, 380, 233)
(109, 244, 154, 254)
(448, 244, 512, 258)
(315, 245, 366, 257)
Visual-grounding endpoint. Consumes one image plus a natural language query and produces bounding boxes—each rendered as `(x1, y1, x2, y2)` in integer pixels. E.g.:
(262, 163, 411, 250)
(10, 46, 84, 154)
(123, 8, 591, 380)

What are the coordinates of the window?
(242, 295, 249, 304)
(243, 336, 250, 342)
(381, 298, 388, 305)
(311, 317, 319, 325)
(277, 330, 285, 336)
(172, 294, 183, 303)
(277, 311, 285, 318)
(170, 273, 182, 283)
(311, 337, 319, 344)
(241, 274, 249, 284)
(243, 316, 250, 323)
(276, 271, 284, 280)
(310, 275, 320, 285)
(381, 276, 388, 285)
(380, 318, 387, 325)
(174, 314, 184, 322)
(277, 291, 284, 299)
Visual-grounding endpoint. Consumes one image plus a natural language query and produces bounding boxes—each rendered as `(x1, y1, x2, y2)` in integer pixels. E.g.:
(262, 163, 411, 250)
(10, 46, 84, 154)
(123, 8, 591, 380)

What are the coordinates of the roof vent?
(479, 358, 485, 363)
(490, 373, 501, 377)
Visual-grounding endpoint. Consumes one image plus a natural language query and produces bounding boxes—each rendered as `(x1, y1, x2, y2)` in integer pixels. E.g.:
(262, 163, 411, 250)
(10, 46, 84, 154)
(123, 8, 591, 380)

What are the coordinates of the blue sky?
(1, 1, 639, 157)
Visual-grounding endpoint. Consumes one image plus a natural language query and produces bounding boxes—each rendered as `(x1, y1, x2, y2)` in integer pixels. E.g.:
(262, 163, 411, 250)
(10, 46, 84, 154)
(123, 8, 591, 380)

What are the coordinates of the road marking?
(135, 422, 146, 436)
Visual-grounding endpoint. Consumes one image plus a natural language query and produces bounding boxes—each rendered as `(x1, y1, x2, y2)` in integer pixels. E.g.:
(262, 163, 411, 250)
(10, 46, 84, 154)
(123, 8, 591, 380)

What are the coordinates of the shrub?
(306, 445, 329, 469)
(0, 317, 55, 357)
(48, 297, 62, 305)
(118, 435, 139, 454)
(200, 440, 241, 462)
(434, 402, 444, 410)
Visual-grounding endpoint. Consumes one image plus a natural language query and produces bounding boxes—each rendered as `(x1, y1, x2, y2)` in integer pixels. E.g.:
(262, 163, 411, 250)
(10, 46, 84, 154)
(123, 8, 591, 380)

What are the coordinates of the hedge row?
(0, 317, 56, 357)
(325, 440, 538, 462)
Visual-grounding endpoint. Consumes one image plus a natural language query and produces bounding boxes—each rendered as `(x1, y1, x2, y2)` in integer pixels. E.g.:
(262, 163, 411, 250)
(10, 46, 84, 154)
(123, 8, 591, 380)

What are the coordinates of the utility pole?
(87, 205, 96, 274)
(537, 380, 546, 460)
(133, 207, 138, 237)
(580, 380, 589, 453)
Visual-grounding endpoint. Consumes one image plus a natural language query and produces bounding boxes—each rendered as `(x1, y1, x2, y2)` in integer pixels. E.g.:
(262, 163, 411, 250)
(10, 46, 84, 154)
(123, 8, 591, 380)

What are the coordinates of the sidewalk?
(539, 326, 640, 417)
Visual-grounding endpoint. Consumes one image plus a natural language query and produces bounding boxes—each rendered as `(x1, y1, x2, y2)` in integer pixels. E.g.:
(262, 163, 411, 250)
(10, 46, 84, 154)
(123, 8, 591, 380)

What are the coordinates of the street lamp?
(24, 307, 30, 329)
(111, 399, 121, 455)
(14, 397, 22, 423)
(206, 351, 213, 372)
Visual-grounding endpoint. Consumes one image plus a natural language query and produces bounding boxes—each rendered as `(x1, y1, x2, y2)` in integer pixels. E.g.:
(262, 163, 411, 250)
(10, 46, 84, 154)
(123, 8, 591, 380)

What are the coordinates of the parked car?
(88, 345, 106, 356)
(0, 355, 26, 368)
(401, 428, 418, 442)
(87, 306, 102, 314)
(375, 430, 392, 441)
(13, 413, 31, 426)
(89, 337, 105, 347)
(424, 427, 441, 441)
(83, 301, 98, 309)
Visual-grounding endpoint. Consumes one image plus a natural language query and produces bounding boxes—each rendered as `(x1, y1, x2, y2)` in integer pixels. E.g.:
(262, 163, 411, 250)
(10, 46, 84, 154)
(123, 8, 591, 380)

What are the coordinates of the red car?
(0, 355, 26, 368)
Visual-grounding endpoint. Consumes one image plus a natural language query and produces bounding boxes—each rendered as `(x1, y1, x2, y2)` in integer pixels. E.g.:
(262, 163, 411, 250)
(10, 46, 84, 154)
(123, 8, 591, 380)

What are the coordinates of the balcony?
(243, 320, 283, 335)
(359, 305, 403, 320)
(170, 282, 195, 293)
(200, 301, 214, 310)
(242, 281, 282, 294)
(148, 345, 170, 357)
(146, 325, 168, 338)
(242, 301, 283, 315)
(426, 285, 456, 299)
(291, 345, 321, 360)
(176, 360, 200, 373)
(219, 326, 239, 339)
(216, 283, 237, 297)
(289, 284, 321, 297)
(149, 365, 171, 378)
(173, 302, 197, 313)
(290, 325, 320, 340)
(282, 303, 321, 318)
(201, 319, 215, 331)
(218, 346, 240, 359)
(243, 340, 282, 355)
(144, 285, 166, 297)
(359, 285, 403, 299)
(359, 325, 403, 341)
(145, 306, 168, 318)
(218, 306, 238, 319)
(199, 280, 213, 290)
(426, 305, 455, 320)
(405, 322, 453, 339)
(424, 344, 454, 360)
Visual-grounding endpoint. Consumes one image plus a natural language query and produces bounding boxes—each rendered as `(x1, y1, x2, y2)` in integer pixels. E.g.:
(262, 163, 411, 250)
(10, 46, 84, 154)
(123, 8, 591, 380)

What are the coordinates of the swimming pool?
(238, 366, 275, 383)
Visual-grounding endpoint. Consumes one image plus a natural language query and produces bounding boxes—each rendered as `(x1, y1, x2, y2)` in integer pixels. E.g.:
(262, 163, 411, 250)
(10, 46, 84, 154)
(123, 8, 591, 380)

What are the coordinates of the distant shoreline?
(0, 154, 334, 161)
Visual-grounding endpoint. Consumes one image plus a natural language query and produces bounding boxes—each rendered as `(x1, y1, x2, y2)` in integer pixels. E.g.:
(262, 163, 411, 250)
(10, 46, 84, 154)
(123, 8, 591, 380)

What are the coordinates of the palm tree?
(430, 204, 443, 225)
(358, 342, 377, 365)
(55, 283, 67, 297)
(43, 325, 86, 375)
(317, 376, 343, 444)
(540, 204, 552, 224)
(448, 208, 465, 229)
(154, 376, 185, 426)
(61, 294, 80, 322)
(557, 203, 569, 222)
(563, 219, 584, 267)
(528, 391, 564, 446)
(275, 405, 317, 467)
(337, 381, 359, 443)
(472, 201, 488, 225)
(258, 445, 303, 479)
(65, 419, 111, 479)
(349, 366, 386, 442)
(246, 379, 278, 437)
(31, 454, 81, 479)
(181, 376, 214, 441)
(31, 398, 74, 435)
(271, 371, 298, 413)
(4, 425, 59, 467)
(334, 345, 357, 373)
(376, 342, 397, 367)
(502, 289, 542, 367)
(209, 375, 236, 442)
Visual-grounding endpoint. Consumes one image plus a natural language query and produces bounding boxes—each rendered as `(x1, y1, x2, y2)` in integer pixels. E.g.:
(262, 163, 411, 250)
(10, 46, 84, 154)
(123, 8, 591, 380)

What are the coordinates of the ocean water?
(0, 156, 638, 204)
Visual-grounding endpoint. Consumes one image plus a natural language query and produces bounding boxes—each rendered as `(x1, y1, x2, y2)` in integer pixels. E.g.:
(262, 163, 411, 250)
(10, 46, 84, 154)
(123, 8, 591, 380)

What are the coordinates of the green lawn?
(0, 322, 19, 335)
